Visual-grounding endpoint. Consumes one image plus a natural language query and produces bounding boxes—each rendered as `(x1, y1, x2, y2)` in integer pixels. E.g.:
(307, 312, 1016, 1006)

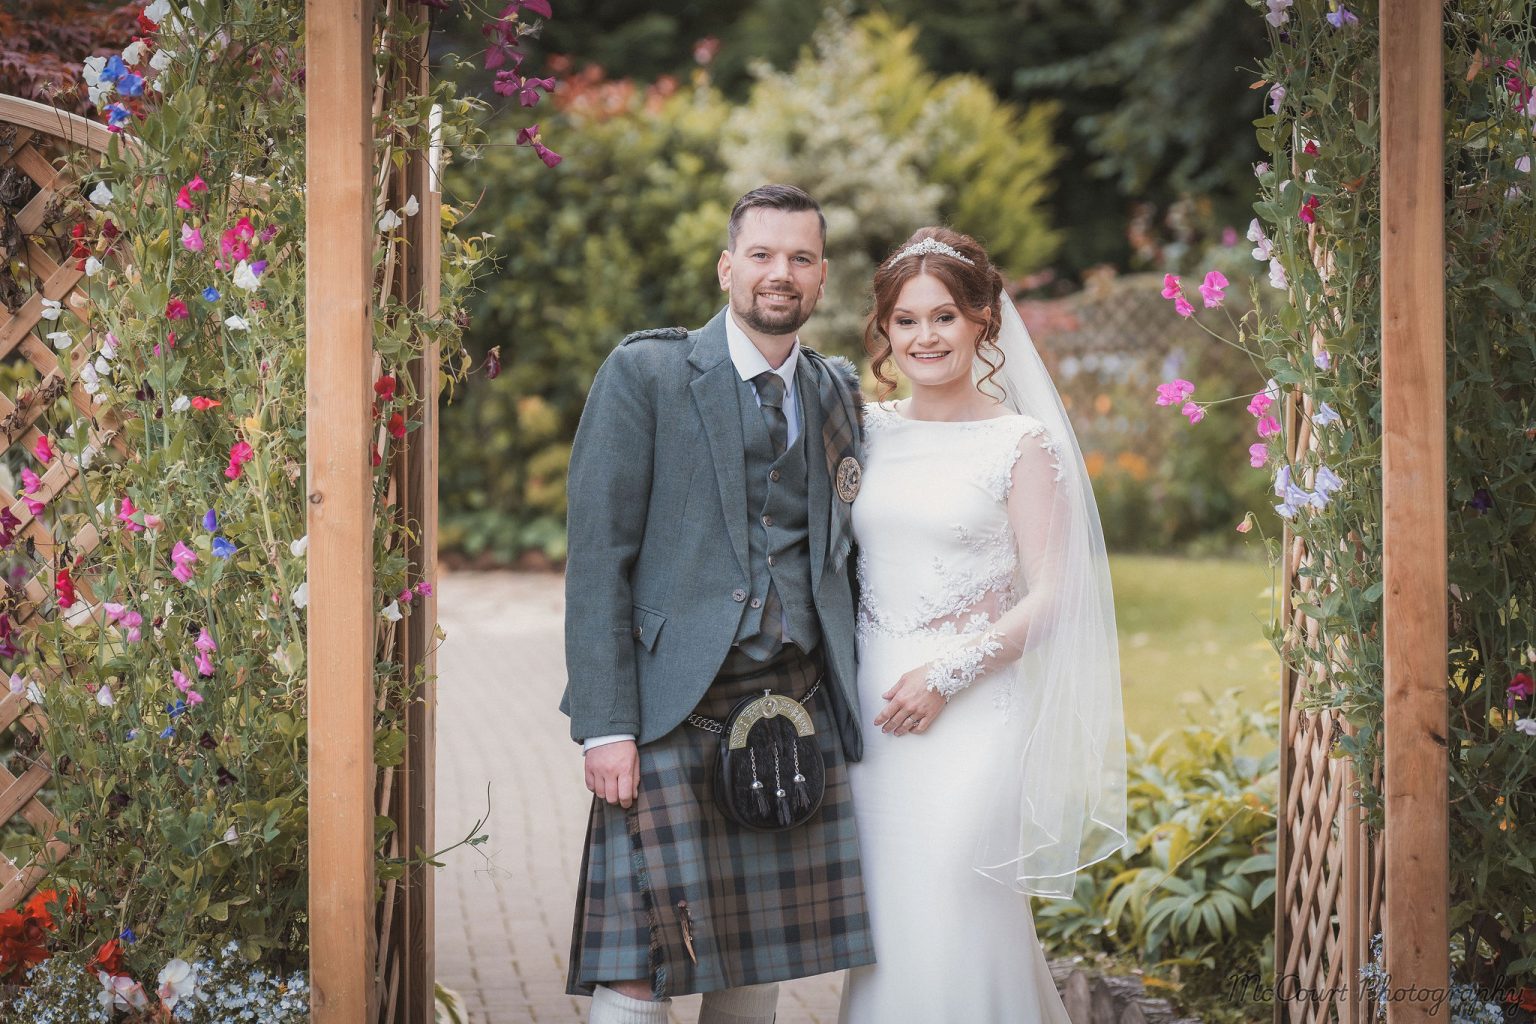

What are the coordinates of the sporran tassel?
(773, 739, 792, 827)
(750, 747, 769, 818)
(791, 739, 811, 812)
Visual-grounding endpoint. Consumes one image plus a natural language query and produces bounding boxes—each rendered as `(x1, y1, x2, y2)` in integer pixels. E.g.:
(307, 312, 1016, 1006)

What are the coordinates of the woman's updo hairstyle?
(864, 226, 1008, 400)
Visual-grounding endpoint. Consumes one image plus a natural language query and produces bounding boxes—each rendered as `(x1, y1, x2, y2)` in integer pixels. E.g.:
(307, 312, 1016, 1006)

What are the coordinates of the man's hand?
(585, 740, 641, 808)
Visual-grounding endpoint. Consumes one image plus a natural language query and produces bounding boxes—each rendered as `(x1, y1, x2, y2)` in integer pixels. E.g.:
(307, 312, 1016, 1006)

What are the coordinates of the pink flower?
(20, 466, 40, 494)
(33, 435, 52, 463)
(186, 688, 203, 706)
(143, 513, 163, 530)
(225, 440, 255, 480)
(171, 541, 198, 584)
(195, 627, 217, 654)
(166, 298, 190, 320)
(1249, 443, 1269, 468)
(180, 223, 204, 252)
(1507, 671, 1535, 708)
(175, 185, 195, 210)
(1181, 401, 1205, 424)
(414, 581, 433, 597)
(1160, 274, 1181, 300)
(117, 496, 144, 533)
(1199, 270, 1229, 308)
(1235, 517, 1253, 534)
(1173, 295, 1196, 318)
(24, 497, 44, 517)
(398, 587, 414, 605)
(1256, 415, 1282, 439)
(1299, 195, 1321, 224)
(121, 609, 143, 642)
(1247, 392, 1273, 418)
(188, 174, 208, 193)
(173, 669, 192, 692)
(1155, 379, 1196, 406)
(195, 651, 215, 676)
(220, 229, 251, 262)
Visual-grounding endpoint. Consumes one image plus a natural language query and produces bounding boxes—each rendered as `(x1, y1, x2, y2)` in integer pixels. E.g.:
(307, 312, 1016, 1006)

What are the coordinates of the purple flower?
(211, 536, 237, 559)
(203, 509, 218, 531)
(1326, 7, 1360, 28)
(117, 72, 145, 97)
(1471, 488, 1493, 513)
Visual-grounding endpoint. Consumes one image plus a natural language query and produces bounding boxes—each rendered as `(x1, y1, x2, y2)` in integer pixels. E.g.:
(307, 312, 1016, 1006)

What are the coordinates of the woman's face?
(886, 273, 984, 390)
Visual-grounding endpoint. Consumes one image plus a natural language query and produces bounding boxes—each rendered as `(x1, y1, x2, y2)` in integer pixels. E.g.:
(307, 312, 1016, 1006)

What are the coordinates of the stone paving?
(433, 571, 845, 1024)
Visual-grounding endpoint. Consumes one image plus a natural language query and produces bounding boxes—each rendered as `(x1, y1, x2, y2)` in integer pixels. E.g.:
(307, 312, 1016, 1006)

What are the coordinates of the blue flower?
(100, 55, 127, 84)
(105, 103, 132, 127)
(212, 536, 237, 559)
(120, 927, 137, 943)
(117, 72, 145, 97)
(202, 285, 221, 302)
(166, 699, 188, 718)
(160, 725, 176, 739)
(203, 508, 218, 531)
(126, 728, 138, 740)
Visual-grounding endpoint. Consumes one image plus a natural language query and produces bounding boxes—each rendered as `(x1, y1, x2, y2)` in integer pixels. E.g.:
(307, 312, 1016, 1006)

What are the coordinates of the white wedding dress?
(838, 401, 1073, 1024)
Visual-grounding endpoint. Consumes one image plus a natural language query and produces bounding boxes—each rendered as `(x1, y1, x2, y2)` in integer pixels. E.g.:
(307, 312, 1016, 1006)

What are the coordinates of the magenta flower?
(181, 223, 204, 252)
(220, 229, 251, 262)
(195, 626, 217, 654)
(414, 581, 433, 597)
(33, 435, 52, 464)
(1507, 671, 1535, 708)
(195, 651, 215, 677)
(188, 174, 208, 194)
(1174, 295, 1195, 318)
(117, 496, 144, 533)
(1155, 379, 1196, 406)
(1299, 195, 1321, 224)
(225, 440, 255, 480)
(20, 466, 41, 494)
(1257, 415, 1282, 439)
(1247, 392, 1274, 418)
(171, 541, 198, 584)
(166, 298, 190, 320)
(1199, 271, 1229, 308)
(1181, 401, 1206, 425)
(1249, 443, 1269, 468)
(121, 610, 143, 642)
(515, 123, 563, 168)
(1160, 274, 1181, 300)
(175, 185, 195, 210)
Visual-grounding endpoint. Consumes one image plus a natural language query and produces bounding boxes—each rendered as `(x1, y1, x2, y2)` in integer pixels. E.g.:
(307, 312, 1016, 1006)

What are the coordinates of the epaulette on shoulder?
(619, 326, 689, 345)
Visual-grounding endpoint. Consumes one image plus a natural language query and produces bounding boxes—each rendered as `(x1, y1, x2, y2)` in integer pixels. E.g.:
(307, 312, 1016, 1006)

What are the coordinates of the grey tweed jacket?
(559, 307, 864, 761)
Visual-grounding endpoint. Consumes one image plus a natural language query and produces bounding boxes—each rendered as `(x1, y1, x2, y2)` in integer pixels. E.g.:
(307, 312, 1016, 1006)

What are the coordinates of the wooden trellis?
(0, 95, 131, 915)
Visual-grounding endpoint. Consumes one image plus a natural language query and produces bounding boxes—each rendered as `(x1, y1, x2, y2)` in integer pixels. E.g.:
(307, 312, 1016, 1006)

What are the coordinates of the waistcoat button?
(769, 469, 781, 483)
(732, 588, 747, 602)
(750, 597, 762, 608)
(761, 514, 773, 527)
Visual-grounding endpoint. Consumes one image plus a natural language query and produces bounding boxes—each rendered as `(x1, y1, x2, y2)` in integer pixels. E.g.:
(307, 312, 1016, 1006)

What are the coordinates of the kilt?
(566, 643, 874, 999)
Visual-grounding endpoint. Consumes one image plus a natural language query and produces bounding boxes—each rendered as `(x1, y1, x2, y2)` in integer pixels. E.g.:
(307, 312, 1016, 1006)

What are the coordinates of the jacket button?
(766, 555, 776, 567)
(749, 597, 762, 608)
(769, 469, 781, 483)
(732, 589, 747, 602)
(632, 626, 643, 638)
(761, 514, 774, 527)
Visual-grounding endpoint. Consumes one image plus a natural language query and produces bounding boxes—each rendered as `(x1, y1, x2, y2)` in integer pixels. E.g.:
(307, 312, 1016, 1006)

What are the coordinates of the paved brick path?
(433, 571, 845, 1024)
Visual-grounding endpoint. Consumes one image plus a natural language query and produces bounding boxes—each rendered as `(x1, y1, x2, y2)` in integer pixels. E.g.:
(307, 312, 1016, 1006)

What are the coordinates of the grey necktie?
(753, 371, 788, 456)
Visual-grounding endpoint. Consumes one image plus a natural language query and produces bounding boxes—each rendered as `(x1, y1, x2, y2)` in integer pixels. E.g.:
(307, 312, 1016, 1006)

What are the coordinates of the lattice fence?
(1274, 314, 1384, 1024)
(0, 97, 128, 913)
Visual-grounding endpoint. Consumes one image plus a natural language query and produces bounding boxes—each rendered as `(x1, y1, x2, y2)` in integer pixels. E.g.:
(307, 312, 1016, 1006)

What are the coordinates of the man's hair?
(727, 184, 827, 252)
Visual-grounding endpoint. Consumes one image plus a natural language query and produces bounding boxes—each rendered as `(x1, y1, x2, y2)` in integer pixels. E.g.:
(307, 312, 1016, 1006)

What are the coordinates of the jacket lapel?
(688, 308, 750, 581)
(798, 354, 829, 594)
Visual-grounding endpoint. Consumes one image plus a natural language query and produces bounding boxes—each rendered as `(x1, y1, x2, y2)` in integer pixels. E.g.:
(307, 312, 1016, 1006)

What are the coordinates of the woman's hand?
(873, 663, 949, 736)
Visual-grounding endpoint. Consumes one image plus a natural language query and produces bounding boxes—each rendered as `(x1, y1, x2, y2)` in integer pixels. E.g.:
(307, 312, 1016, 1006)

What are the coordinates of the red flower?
(225, 440, 256, 480)
(166, 298, 190, 320)
(387, 412, 407, 439)
(91, 938, 126, 974)
(1299, 195, 1321, 224)
(374, 374, 397, 401)
(55, 566, 76, 609)
(371, 446, 382, 468)
(1303, 140, 1319, 156)
(0, 888, 61, 981)
(190, 396, 222, 411)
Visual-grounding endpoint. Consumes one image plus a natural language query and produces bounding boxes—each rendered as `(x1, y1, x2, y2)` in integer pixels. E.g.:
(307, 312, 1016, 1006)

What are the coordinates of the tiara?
(891, 237, 975, 266)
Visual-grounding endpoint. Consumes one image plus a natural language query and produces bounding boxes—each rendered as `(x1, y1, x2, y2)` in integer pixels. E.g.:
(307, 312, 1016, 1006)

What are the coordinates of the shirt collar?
(726, 308, 800, 390)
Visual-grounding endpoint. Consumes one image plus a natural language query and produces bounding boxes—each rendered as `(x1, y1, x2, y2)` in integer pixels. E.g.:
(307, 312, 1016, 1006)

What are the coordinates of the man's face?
(717, 208, 827, 337)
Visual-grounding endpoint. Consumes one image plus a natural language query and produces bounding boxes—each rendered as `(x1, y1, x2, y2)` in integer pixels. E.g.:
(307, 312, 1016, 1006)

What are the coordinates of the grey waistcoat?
(732, 376, 822, 656)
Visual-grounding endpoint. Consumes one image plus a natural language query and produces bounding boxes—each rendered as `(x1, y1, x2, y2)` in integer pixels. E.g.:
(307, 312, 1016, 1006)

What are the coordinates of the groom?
(561, 184, 872, 1024)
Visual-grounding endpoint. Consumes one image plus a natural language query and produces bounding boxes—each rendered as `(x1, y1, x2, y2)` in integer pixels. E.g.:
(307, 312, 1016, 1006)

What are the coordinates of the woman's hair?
(864, 226, 1008, 401)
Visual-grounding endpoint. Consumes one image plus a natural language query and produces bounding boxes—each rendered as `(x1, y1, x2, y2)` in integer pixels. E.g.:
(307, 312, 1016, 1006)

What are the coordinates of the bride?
(839, 228, 1129, 1023)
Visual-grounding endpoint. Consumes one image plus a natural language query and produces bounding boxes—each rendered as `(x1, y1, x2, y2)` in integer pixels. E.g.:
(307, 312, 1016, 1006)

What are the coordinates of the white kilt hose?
(567, 644, 875, 999)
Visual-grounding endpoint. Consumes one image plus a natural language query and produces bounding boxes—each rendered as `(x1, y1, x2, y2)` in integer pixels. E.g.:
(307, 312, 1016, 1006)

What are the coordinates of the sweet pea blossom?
(226, 440, 255, 479)
(378, 209, 403, 232)
(1507, 671, 1535, 709)
(40, 298, 63, 321)
(170, 541, 198, 584)
(97, 972, 150, 1011)
(211, 536, 237, 559)
(1199, 271, 1229, 308)
(1268, 258, 1289, 290)
(165, 298, 189, 320)
(1265, 0, 1293, 26)
(34, 435, 53, 463)
(1257, 415, 1282, 438)
(1247, 392, 1273, 418)
(1249, 443, 1269, 468)
(1174, 295, 1195, 318)
(291, 534, 309, 557)
(232, 259, 261, 292)
(1315, 349, 1331, 370)
(1160, 274, 1181, 300)
(1155, 379, 1196, 406)
(1181, 401, 1205, 424)
(1327, 5, 1360, 27)
(381, 600, 403, 622)
(85, 256, 104, 277)
(89, 181, 114, 206)
(1268, 84, 1286, 113)
(224, 314, 249, 330)
(196, 627, 217, 655)
(118, 496, 144, 533)
(1312, 402, 1342, 428)
(157, 959, 198, 1011)
(1516, 718, 1536, 736)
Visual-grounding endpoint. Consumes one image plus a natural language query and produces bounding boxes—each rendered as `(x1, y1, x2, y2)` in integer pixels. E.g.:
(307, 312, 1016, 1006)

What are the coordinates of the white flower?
(94, 354, 112, 376)
(403, 194, 420, 216)
(224, 314, 250, 331)
(1253, 161, 1271, 177)
(377, 209, 403, 231)
(102, 332, 118, 358)
(80, 443, 99, 469)
(123, 40, 148, 66)
(1247, 218, 1274, 261)
(80, 362, 102, 396)
(8, 673, 24, 696)
(89, 181, 114, 206)
(144, 0, 172, 21)
(1268, 257, 1289, 290)
(40, 297, 62, 321)
(1312, 402, 1341, 428)
(381, 600, 402, 622)
(24, 678, 43, 704)
(1265, 0, 1293, 26)
(292, 581, 309, 608)
(156, 958, 198, 1010)
(85, 256, 104, 277)
(98, 971, 150, 1011)
(224, 824, 239, 844)
(171, 394, 192, 413)
(82, 55, 107, 86)
(1527, 646, 1536, 664)
(1516, 718, 1536, 737)
(290, 534, 309, 557)
(1518, 155, 1532, 174)
(232, 259, 261, 292)
(47, 332, 73, 351)
(96, 683, 115, 707)
(1264, 377, 1281, 402)
(150, 48, 174, 72)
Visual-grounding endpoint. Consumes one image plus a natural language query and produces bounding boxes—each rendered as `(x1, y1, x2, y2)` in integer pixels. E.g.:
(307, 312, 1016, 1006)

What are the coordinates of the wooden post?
(1381, 2, 1447, 1020)
(306, 1, 379, 1021)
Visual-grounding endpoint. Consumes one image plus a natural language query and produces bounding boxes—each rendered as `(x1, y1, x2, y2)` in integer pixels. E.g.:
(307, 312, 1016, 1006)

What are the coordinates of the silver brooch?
(836, 456, 862, 503)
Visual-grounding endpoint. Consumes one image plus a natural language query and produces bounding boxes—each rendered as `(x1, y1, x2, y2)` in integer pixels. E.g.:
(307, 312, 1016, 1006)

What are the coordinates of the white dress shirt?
(583, 313, 802, 752)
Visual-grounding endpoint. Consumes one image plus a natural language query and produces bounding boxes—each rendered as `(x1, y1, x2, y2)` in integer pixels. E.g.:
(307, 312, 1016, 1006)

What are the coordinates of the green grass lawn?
(1109, 551, 1282, 744)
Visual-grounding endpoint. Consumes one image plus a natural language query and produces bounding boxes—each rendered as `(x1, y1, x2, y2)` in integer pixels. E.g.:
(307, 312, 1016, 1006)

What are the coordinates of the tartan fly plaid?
(567, 644, 874, 999)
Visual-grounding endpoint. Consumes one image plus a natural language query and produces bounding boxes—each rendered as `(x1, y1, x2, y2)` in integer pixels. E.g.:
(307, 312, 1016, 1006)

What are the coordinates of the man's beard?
(736, 290, 814, 336)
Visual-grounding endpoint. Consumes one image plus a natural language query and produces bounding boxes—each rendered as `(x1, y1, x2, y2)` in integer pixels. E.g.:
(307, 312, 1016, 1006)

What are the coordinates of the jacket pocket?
(631, 603, 666, 652)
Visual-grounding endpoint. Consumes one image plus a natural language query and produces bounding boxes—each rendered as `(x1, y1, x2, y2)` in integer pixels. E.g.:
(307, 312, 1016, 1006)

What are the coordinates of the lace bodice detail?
(852, 402, 1063, 644)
